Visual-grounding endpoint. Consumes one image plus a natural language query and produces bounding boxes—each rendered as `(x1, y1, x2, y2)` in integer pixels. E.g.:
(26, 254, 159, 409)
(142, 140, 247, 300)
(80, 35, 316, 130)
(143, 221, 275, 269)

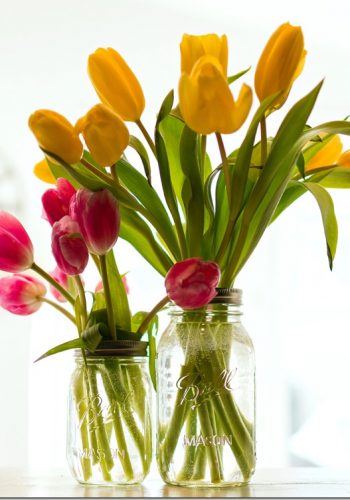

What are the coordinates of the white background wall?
(0, 0, 350, 472)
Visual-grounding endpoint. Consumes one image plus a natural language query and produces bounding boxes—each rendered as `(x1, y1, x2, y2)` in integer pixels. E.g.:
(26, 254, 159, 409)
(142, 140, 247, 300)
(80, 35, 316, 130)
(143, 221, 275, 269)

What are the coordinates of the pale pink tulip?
(49, 266, 69, 302)
(0, 211, 34, 272)
(0, 274, 46, 315)
(165, 258, 220, 309)
(95, 275, 129, 294)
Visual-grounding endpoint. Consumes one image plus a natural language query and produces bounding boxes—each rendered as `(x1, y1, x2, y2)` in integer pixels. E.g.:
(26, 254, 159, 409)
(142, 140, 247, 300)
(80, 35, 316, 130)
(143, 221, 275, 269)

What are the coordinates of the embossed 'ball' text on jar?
(156, 288, 256, 487)
(66, 340, 152, 485)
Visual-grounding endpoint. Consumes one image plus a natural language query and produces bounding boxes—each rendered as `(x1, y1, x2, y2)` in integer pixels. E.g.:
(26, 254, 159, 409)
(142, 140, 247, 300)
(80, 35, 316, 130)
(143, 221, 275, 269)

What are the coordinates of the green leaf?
(310, 167, 350, 188)
(117, 159, 180, 260)
(227, 66, 251, 85)
(105, 250, 131, 331)
(34, 338, 83, 362)
(82, 323, 106, 351)
(223, 82, 324, 282)
(157, 90, 174, 125)
(180, 126, 204, 255)
(119, 206, 173, 276)
(129, 135, 152, 185)
(270, 181, 306, 223)
(131, 311, 159, 337)
(159, 115, 186, 215)
(296, 153, 305, 179)
(303, 182, 338, 269)
(115, 328, 142, 341)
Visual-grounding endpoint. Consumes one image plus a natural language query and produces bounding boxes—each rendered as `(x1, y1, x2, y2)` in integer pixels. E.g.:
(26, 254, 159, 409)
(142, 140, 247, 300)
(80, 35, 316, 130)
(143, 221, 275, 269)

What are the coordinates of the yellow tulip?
(306, 135, 343, 171)
(179, 55, 252, 135)
(180, 34, 228, 76)
(75, 104, 129, 167)
(338, 150, 350, 167)
(28, 110, 83, 164)
(33, 158, 56, 184)
(254, 23, 306, 110)
(88, 48, 145, 122)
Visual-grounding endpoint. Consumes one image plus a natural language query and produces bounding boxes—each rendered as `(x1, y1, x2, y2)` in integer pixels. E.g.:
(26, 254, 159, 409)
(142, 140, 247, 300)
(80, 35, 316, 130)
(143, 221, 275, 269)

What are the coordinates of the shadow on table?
(161, 484, 252, 497)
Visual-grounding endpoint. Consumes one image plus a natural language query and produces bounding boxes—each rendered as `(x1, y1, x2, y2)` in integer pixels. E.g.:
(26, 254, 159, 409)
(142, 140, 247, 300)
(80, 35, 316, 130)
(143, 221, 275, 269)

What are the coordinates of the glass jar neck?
(168, 302, 243, 322)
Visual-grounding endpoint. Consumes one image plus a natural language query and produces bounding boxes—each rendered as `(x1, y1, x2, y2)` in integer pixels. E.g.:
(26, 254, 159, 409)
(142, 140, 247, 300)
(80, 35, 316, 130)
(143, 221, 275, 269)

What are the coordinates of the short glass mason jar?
(156, 288, 255, 487)
(66, 341, 152, 485)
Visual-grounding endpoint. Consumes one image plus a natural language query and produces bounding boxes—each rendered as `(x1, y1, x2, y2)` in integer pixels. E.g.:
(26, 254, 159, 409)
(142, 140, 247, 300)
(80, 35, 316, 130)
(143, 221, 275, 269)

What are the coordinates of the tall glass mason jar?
(67, 341, 152, 485)
(157, 288, 255, 487)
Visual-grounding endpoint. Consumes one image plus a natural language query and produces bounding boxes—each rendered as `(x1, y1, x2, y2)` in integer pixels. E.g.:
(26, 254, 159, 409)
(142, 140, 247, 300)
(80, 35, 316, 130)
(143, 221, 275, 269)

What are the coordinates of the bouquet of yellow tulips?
(24, 22, 350, 486)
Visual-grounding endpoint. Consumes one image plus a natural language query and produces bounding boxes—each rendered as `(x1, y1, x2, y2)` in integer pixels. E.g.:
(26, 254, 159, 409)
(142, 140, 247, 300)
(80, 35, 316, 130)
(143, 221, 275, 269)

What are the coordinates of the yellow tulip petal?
(88, 48, 145, 122)
(76, 104, 129, 166)
(306, 135, 343, 171)
(338, 150, 350, 167)
(179, 56, 251, 135)
(28, 109, 83, 164)
(33, 158, 56, 184)
(180, 34, 228, 76)
(254, 23, 306, 109)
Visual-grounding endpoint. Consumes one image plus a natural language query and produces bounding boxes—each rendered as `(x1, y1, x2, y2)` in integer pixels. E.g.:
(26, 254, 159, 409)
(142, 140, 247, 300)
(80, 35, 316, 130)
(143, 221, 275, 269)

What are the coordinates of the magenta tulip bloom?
(49, 266, 69, 302)
(165, 258, 221, 309)
(70, 188, 120, 255)
(51, 216, 89, 275)
(42, 178, 76, 226)
(0, 274, 46, 315)
(0, 211, 34, 272)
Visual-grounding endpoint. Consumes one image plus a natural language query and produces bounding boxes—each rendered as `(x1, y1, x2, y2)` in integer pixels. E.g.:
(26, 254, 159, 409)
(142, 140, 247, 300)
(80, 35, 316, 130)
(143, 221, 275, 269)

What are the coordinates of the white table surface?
(0, 468, 350, 497)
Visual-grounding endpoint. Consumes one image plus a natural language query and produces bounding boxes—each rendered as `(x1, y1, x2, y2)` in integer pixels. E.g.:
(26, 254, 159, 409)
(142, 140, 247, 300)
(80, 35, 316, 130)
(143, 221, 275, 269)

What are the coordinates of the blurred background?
(1, 0, 350, 473)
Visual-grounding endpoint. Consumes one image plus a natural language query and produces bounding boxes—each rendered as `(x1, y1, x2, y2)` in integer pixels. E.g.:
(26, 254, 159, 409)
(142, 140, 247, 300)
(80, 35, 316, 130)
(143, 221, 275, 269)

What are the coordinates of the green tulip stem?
(31, 263, 75, 306)
(73, 275, 88, 330)
(260, 114, 267, 165)
(136, 119, 157, 158)
(110, 163, 120, 185)
(80, 158, 116, 186)
(215, 133, 232, 207)
(99, 254, 116, 340)
(40, 297, 76, 324)
(200, 134, 207, 182)
(136, 295, 170, 335)
(291, 163, 339, 181)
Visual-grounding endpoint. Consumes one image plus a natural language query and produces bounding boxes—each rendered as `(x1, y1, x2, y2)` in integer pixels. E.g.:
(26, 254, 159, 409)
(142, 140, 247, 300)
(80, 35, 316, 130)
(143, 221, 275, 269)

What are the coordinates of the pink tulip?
(49, 266, 69, 302)
(165, 257, 221, 309)
(42, 178, 76, 226)
(0, 211, 34, 272)
(0, 274, 46, 315)
(95, 275, 129, 294)
(70, 188, 120, 255)
(51, 216, 89, 275)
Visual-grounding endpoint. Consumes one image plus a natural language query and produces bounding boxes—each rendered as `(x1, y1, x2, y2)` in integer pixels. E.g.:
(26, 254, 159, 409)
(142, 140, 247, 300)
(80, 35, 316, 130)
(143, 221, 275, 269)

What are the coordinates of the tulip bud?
(180, 34, 228, 76)
(0, 274, 46, 315)
(28, 109, 83, 164)
(306, 136, 343, 172)
(33, 158, 56, 184)
(165, 257, 221, 309)
(179, 56, 252, 134)
(88, 47, 145, 122)
(75, 104, 129, 166)
(42, 178, 76, 226)
(0, 211, 34, 273)
(254, 23, 306, 110)
(51, 216, 89, 275)
(71, 188, 120, 255)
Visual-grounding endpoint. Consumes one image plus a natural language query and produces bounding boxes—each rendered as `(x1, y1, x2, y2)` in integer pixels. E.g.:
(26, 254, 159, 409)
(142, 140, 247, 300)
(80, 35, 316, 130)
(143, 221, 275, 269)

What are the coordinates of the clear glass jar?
(67, 350, 152, 485)
(156, 289, 255, 487)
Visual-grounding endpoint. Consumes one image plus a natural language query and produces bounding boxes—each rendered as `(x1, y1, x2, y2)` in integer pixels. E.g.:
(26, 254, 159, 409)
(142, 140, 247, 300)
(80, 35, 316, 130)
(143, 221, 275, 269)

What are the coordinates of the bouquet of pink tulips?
(0, 181, 155, 483)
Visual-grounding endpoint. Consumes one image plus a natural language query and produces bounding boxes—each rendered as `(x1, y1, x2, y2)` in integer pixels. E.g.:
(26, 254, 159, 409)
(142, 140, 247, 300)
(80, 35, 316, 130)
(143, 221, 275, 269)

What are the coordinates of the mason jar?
(66, 340, 152, 485)
(156, 288, 255, 487)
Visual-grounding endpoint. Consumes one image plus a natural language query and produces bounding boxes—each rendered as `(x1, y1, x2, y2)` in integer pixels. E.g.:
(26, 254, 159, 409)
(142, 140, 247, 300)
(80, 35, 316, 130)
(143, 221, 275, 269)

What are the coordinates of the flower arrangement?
(1, 21, 350, 485)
